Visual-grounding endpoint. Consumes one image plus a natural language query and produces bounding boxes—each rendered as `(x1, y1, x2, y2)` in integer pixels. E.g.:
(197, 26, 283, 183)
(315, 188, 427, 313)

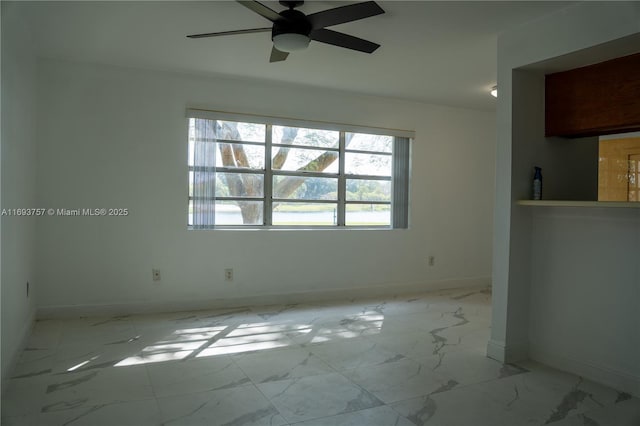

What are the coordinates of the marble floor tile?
(4, 284, 637, 426)
(157, 384, 287, 426)
(549, 397, 640, 426)
(0, 414, 39, 426)
(291, 301, 377, 324)
(359, 295, 432, 316)
(374, 316, 432, 336)
(233, 347, 334, 383)
(312, 313, 386, 338)
(341, 357, 447, 404)
(10, 348, 56, 380)
(146, 355, 251, 397)
(428, 317, 490, 347)
(396, 309, 469, 333)
(16, 346, 56, 366)
(421, 349, 528, 387)
(367, 330, 461, 362)
(197, 307, 261, 328)
(56, 321, 139, 347)
(469, 362, 627, 425)
(194, 329, 297, 357)
(249, 303, 308, 322)
(131, 311, 211, 333)
(292, 405, 415, 426)
(56, 315, 134, 332)
(308, 336, 405, 371)
(455, 325, 492, 354)
(37, 398, 162, 426)
(284, 311, 387, 345)
(114, 339, 214, 366)
(1, 375, 50, 418)
(141, 323, 229, 343)
(287, 324, 379, 345)
(40, 364, 154, 415)
(257, 372, 383, 423)
(225, 321, 315, 341)
(391, 381, 525, 426)
(372, 307, 468, 336)
(25, 323, 62, 350)
(51, 340, 149, 373)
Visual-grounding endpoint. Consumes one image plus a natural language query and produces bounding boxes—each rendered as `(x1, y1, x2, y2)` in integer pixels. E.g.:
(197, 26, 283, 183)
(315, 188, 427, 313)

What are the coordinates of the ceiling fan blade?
(237, 1, 282, 22)
(187, 28, 271, 39)
(270, 46, 289, 63)
(307, 1, 384, 30)
(311, 28, 380, 54)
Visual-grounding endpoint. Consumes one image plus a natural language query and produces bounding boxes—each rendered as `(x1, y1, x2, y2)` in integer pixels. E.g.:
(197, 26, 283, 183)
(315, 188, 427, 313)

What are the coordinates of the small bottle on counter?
(533, 166, 542, 200)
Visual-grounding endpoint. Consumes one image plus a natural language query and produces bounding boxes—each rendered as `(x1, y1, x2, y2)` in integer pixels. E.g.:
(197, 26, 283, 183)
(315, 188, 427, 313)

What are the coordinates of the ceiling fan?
(187, 1, 385, 63)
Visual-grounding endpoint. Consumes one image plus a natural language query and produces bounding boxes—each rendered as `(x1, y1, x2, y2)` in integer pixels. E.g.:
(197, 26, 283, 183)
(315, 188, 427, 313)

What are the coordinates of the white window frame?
(187, 109, 413, 230)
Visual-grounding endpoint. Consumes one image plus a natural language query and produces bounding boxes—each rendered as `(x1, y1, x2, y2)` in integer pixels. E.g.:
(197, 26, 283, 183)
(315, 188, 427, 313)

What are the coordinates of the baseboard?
(37, 276, 491, 319)
(530, 346, 640, 398)
(1, 309, 36, 393)
(486, 338, 529, 363)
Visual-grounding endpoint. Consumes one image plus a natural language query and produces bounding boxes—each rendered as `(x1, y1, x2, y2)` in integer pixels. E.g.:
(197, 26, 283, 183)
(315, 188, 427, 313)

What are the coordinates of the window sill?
(187, 226, 398, 231)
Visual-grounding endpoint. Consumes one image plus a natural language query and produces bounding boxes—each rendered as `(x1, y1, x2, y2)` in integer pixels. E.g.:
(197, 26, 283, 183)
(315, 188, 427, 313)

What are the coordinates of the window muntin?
(188, 115, 410, 228)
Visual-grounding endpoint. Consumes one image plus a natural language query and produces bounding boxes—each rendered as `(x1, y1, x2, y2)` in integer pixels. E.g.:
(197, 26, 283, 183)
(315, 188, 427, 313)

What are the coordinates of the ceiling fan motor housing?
(272, 9, 312, 39)
(279, 0, 304, 8)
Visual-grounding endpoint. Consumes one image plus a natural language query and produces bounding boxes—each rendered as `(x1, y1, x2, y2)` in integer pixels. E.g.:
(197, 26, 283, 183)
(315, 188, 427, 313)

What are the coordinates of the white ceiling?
(15, 1, 573, 110)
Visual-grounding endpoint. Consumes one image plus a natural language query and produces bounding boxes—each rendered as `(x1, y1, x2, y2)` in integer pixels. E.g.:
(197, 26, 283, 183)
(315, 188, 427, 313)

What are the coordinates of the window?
(187, 110, 412, 228)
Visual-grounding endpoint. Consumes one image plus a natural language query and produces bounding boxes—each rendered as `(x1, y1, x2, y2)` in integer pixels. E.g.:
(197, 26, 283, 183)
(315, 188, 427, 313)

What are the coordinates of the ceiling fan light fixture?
(272, 33, 311, 52)
(187, 1, 385, 62)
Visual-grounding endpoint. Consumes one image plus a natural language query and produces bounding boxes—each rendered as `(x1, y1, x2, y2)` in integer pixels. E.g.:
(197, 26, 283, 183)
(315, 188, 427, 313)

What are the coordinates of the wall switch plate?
(152, 269, 161, 281)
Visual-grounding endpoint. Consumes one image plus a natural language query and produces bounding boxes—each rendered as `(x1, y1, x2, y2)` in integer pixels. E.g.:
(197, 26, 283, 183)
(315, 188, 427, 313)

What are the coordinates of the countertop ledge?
(517, 200, 640, 208)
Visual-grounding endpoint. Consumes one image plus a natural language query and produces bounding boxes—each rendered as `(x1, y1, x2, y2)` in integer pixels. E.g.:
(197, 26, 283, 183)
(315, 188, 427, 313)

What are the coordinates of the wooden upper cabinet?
(545, 52, 640, 138)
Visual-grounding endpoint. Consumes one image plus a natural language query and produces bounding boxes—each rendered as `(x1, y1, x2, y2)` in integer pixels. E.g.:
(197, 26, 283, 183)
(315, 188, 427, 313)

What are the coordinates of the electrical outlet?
(152, 269, 161, 282)
(224, 268, 233, 282)
(428, 256, 435, 266)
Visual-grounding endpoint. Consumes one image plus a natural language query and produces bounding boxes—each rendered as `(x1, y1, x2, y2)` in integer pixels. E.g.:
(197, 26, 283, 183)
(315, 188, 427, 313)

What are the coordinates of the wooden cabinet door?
(546, 52, 640, 138)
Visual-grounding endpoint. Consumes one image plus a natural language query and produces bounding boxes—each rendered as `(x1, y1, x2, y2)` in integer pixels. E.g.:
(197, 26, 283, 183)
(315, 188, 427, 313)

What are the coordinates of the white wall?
(35, 59, 496, 315)
(490, 1, 640, 396)
(1, 2, 38, 383)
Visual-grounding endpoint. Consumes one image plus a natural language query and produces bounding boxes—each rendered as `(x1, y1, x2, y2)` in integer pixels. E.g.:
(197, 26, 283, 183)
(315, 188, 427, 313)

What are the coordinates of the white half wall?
(35, 59, 496, 314)
(1, 2, 38, 383)
(492, 0, 640, 396)
(529, 207, 640, 396)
